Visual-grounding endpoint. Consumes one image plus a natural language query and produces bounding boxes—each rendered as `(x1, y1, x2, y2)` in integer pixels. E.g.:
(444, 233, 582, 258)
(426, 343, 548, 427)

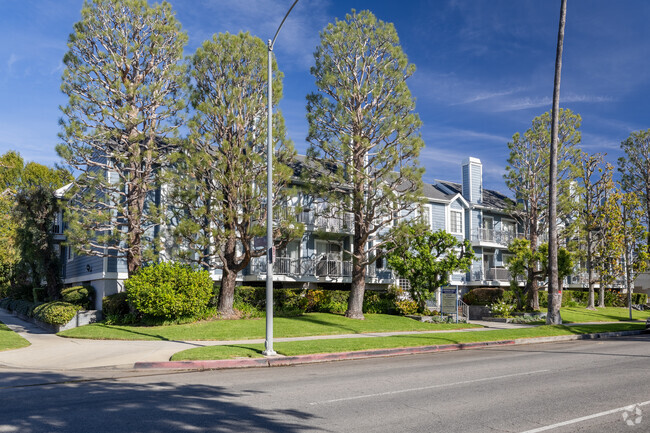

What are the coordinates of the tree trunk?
(346, 237, 366, 319)
(217, 235, 239, 317)
(527, 273, 540, 311)
(217, 268, 238, 317)
(598, 279, 605, 308)
(546, 0, 567, 325)
(586, 234, 596, 310)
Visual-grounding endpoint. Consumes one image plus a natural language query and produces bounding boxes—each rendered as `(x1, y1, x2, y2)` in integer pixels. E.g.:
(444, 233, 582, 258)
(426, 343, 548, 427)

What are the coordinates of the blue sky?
(1, 0, 648, 194)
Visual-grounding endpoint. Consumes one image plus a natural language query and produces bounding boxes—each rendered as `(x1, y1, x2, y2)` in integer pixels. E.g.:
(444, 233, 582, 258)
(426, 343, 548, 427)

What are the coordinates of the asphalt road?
(1, 334, 649, 432)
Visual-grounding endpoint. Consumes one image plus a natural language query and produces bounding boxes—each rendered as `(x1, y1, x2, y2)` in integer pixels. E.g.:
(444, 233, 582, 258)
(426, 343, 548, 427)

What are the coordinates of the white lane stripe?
(310, 369, 550, 405)
(520, 400, 650, 433)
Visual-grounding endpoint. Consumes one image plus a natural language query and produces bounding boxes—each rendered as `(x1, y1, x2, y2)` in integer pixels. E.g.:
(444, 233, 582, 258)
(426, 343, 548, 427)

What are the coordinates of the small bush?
(125, 262, 213, 320)
(233, 301, 265, 319)
(8, 284, 33, 301)
(102, 292, 130, 316)
(363, 291, 396, 314)
(32, 287, 47, 303)
(463, 288, 506, 306)
(33, 301, 81, 325)
(61, 285, 95, 309)
(490, 300, 515, 318)
(395, 299, 418, 315)
(0, 297, 11, 310)
(633, 293, 648, 305)
(11, 299, 36, 317)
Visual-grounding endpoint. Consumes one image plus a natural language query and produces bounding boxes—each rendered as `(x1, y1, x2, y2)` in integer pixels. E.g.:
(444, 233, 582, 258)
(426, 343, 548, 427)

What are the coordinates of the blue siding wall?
(462, 159, 483, 204)
(462, 165, 470, 199)
(65, 248, 103, 280)
(470, 209, 480, 241)
(430, 203, 446, 232)
(471, 164, 482, 204)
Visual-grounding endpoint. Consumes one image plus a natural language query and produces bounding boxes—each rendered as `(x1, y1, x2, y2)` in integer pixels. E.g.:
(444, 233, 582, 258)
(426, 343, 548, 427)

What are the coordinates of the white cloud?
(7, 54, 18, 69)
(177, 0, 330, 69)
(422, 126, 509, 145)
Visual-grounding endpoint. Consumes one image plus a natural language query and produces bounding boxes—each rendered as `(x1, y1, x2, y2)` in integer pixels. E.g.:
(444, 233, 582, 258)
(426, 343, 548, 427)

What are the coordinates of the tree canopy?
(306, 9, 424, 319)
(170, 31, 302, 316)
(57, 0, 188, 276)
(386, 228, 474, 312)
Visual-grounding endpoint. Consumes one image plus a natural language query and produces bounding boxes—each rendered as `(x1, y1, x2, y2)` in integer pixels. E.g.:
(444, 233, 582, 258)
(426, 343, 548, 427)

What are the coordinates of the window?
(450, 210, 463, 234)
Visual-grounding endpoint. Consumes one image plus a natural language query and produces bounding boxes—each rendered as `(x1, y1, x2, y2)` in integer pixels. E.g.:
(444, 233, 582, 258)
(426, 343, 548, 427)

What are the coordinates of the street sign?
(441, 287, 457, 313)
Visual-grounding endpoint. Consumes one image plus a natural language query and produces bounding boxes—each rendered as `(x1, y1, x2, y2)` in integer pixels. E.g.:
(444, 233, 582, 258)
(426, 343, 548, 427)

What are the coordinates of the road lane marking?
(520, 400, 650, 433)
(309, 369, 550, 405)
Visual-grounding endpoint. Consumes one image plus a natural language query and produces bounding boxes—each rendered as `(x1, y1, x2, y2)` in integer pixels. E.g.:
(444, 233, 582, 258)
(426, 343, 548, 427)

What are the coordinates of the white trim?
(449, 209, 464, 235)
(450, 193, 470, 208)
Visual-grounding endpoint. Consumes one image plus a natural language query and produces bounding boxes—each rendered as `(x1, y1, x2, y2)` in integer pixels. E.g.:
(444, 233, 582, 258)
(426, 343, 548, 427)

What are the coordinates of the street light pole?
(264, 0, 300, 357)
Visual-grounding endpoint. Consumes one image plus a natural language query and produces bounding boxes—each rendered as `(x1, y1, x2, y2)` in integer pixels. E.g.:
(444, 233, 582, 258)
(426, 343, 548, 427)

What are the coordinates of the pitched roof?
(433, 180, 513, 210)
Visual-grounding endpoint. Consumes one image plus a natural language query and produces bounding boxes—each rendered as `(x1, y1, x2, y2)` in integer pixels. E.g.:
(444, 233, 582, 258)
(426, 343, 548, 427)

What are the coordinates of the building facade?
(58, 156, 527, 309)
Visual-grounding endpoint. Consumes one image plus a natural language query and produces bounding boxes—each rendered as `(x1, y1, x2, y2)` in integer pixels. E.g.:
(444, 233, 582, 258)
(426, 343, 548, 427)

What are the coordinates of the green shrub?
(0, 297, 12, 310)
(102, 292, 130, 316)
(125, 262, 213, 320)
(633, 293, 648, 305)
(233, 286, 266, 310)
(363, 291, 396, 314)
(11, 299, 36, 317)
(463, 288, 506, 305)
(395, 299, 418, 315)
(33, 302, 81, 325)
(32, 287, 47, 303)
(8, 284, 33, 301)
(490, 300, 515, 318)
(61, 285, 95, 309)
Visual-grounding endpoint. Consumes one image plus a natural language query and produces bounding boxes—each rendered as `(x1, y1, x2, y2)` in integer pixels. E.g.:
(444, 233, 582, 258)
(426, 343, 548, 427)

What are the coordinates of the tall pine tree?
(306, 10, 424, 319)
(57, 0, 187, 276)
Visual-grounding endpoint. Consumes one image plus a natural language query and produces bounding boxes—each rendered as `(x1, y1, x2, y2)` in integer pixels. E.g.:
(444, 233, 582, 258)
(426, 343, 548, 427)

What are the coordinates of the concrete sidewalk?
(0, 308, 643, 371)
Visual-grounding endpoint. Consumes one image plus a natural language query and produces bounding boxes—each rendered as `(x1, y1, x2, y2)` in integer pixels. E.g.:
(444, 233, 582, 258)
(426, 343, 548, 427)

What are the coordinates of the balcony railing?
(472, 268, 512, 282)
(472, 228, 523, 246)
(250, 257, 353, 278)
(298, 211, 354, 234)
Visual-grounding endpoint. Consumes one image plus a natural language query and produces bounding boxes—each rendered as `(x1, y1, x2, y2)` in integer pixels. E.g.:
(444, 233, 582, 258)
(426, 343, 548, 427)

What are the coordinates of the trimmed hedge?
(61, 285, 95, 309)
(231, 286, 398, 316)
(102, 292, 130, 316)
(32, 302, 81, 325)
(126, 262, 213, 320)
(463, 288, 509, 306)
(465, 287, 648, 309)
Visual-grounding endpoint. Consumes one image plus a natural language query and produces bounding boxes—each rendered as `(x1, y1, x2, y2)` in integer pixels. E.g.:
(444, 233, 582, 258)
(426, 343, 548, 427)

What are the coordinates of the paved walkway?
(0, 309, 536, 371)
(1, 309, 635, 371)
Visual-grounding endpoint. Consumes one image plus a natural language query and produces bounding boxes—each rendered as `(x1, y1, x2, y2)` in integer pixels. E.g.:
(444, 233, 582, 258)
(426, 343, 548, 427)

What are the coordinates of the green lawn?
(58, 313, 480, 341)
(0, 321, 30, 352)
(560, 306, 650, 323)
(171, 323, 646, 360)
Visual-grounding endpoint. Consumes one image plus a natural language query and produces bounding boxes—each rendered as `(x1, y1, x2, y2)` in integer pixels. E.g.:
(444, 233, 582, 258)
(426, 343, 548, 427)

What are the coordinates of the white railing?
(472, 268, 511, 282)
(298, 211, 354, 233)
(458, 298, 469, 320)
(472, 228, 523, 246)
(250, 257, 353, 278)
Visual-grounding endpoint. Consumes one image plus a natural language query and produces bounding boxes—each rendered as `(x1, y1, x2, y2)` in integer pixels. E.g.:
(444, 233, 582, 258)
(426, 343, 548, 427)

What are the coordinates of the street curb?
(133, 340, 516, 370)
(133, 329, 648, 371)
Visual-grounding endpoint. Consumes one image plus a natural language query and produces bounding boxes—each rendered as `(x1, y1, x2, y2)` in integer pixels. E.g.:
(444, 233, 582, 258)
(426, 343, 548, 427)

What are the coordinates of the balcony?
(472, 228, 523, 247)
(298, 211, 354, 234)
(249, 257, 353, 278)
(472, 267, 512, 283)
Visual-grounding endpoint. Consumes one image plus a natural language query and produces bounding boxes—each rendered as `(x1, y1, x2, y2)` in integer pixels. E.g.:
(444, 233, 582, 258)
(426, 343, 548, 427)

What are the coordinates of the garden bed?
(11, 308, 102, 333)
